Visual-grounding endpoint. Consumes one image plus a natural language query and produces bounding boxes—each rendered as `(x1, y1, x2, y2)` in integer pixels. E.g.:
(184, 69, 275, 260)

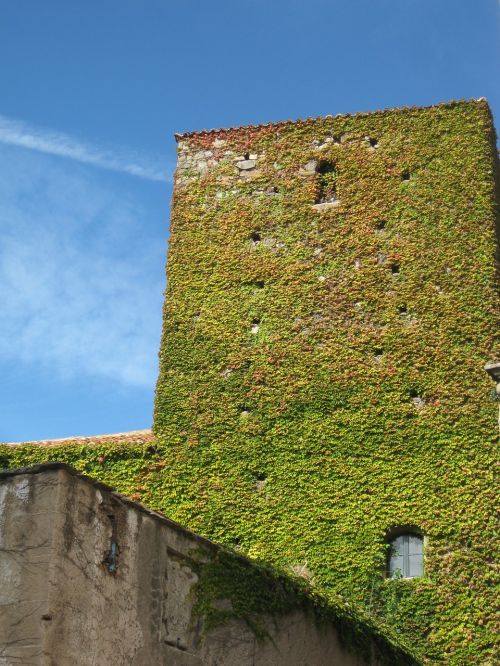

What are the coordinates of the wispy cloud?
(0, 113, 170, 182)
(0, 146, 165, 388)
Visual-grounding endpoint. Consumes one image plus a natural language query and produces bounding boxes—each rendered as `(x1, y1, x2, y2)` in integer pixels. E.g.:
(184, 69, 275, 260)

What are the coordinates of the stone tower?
(153, 100, 499, 663)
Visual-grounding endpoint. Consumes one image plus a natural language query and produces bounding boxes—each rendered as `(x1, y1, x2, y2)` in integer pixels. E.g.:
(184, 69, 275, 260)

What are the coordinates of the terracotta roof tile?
(174, 98, 487, 141)
(3, 429, 153, 448)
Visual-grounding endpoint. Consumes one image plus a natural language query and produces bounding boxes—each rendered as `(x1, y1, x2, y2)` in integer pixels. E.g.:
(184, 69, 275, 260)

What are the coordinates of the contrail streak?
(0, 114, 169, 182)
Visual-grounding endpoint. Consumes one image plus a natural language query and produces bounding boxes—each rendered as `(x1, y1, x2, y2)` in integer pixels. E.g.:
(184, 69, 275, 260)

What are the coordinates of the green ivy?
(191, 547, 421, 665)
(1, 100, 498, 665)
(152, 100, 499, 664)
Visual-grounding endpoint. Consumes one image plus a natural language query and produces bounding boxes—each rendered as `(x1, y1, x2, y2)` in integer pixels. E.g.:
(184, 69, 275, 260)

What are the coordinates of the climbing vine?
(190, 547, 421, 665)
(1, 100, 498, 665)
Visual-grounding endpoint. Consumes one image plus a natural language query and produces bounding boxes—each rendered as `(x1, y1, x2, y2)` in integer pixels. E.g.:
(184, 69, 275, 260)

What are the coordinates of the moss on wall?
(1, 100, 498, 664)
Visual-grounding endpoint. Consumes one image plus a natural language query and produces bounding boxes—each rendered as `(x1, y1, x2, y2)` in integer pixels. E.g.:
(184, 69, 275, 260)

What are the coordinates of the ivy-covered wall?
(152, 100, 499, 664)
(1, 101, 498, 664)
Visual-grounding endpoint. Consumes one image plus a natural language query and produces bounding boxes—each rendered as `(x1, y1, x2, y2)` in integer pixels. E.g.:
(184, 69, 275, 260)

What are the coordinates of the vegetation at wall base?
(190, 546, 422, 666)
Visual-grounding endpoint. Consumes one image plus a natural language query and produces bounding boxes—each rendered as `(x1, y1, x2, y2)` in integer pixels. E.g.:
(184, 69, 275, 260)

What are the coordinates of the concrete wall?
(0, 465, 395, 666)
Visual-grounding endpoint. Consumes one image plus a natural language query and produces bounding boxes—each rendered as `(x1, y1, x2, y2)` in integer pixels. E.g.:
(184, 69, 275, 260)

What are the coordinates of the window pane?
(408, 535, 423, 556)
(408, 553, 423, 577)
(389, 536, 405, 577)
(392, 536, 404, 556)
(389, 553, 404, 577)
(388, 534, 423, 578)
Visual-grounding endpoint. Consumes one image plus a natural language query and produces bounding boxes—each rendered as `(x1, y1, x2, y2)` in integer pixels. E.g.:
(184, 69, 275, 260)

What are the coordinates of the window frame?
(386, 528, 425, 580)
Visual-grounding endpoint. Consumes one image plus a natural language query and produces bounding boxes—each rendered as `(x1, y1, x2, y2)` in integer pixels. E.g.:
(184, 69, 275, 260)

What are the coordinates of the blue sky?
(0, 0, 498, 441)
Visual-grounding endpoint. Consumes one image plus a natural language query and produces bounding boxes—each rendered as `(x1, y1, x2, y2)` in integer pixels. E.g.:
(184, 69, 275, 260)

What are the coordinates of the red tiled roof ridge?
(3, 428, 153, 447)
(174, 97, 488, 141)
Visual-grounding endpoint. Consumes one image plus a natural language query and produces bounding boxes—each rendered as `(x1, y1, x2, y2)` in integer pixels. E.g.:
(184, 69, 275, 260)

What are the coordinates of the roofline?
(2, 428, 153, 447)
(174, 97, 488, 141)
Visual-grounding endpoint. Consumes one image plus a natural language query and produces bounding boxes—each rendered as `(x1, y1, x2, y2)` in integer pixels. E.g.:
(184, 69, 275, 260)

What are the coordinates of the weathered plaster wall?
(0, 465, 400, 666)
(0, 470, 55, 664)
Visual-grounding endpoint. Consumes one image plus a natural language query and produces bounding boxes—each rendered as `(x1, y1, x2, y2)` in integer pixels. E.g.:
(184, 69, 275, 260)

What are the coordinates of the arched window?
(387, 532, 424, 579)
